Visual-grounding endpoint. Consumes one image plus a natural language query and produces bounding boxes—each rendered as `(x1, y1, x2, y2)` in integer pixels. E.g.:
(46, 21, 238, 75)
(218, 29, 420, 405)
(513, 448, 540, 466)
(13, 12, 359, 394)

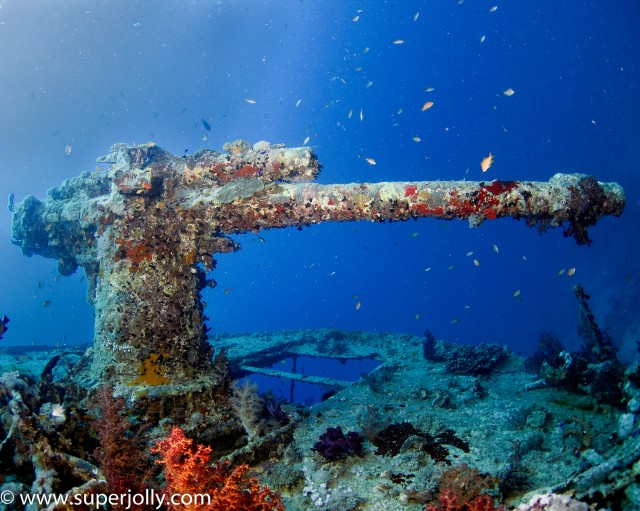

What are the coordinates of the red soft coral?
(152, 427, 284, 511)
(426, 490, 504, 511)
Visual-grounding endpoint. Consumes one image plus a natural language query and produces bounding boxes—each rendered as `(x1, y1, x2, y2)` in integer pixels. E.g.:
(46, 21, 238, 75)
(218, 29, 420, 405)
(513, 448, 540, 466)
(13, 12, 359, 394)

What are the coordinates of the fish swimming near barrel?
(7, 192, 14, 212)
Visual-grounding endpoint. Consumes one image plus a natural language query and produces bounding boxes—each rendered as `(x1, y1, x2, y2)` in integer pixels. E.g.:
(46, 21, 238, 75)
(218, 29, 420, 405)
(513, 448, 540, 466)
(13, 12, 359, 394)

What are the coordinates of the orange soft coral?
(152, 427, 284, 511)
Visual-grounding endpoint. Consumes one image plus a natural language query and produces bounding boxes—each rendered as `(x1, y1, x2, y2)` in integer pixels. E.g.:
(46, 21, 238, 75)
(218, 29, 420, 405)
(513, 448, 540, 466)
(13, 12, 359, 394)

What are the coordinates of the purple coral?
(312, 426, 364, 461)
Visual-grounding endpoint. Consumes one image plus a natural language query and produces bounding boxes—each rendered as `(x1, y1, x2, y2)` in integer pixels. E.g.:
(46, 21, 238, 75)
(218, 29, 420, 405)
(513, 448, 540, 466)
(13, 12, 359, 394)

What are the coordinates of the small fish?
(36, 280, 42, 289)
(7, 192, 14, 212)
(355, 301, 361, 310)
(359, 108, 364, 121)
(352, 15, 360, 22)
(489, 6, 498, 12)
(43, 300, 52, 308)
(480, 35, 486, 43)
(413, 11, 420, 21)
(493, 244, 499, 253)
(466, 251, 474, 256)
(567, 267, 576, 276)
(421, 101, 434, 112)
(503, 88, 515, 96)
(425, 87, 435, 92)
(352, 295, 359, 300)
(64, 145, 72, 157)
(201, 118, 211, 131)
(513, 289, 521, 297)
(415, 313, 420, 320)
(480, 153, 494, 172)
(0, 315, 9, 340)
(424, 267, 432, 272)
(363, 47, 370, 53)
(224, 288, 232, 295)
(392, 39, 405, 45)
(448, 265, 455, 270)
(355, 66, 363, 72)
(410, 232, 419, 237)
(412, 136, 421, 142)
(244, 98, 256, 104)
(296, 98, 302, 107)
(397, 107, 403, 114)
(303, 136, 310, 145)
(450, 318, 459, 324)
(365, 157, 376, 165)
(348, 109, 353, 119)
(473, 259, 480, 267)
(366, 81, 373, 88)
(50, 403, 65, 420)
(201, 135, 208, 141)
(558, 268, 566, 276)
(257, 235, 266, 243)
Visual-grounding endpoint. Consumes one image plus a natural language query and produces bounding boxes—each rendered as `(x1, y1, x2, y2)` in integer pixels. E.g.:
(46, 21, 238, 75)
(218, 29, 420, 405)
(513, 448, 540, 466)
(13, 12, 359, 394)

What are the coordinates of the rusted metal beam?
(10, 141, 625, 393)
(239, 365, 351, 390)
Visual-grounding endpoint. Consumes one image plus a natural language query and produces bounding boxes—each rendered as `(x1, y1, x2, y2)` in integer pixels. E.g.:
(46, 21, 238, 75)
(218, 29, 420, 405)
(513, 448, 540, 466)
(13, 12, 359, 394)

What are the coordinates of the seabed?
(1, 327, 639, 510)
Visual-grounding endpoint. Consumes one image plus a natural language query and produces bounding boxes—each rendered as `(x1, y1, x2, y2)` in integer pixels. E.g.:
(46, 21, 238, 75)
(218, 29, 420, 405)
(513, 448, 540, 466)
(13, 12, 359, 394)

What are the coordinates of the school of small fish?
(197, 3, 586, 329)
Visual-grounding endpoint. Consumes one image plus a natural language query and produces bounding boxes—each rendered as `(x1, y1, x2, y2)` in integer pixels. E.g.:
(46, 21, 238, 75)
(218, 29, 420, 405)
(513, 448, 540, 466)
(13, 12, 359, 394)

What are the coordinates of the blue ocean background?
(0, 0, 638, 362)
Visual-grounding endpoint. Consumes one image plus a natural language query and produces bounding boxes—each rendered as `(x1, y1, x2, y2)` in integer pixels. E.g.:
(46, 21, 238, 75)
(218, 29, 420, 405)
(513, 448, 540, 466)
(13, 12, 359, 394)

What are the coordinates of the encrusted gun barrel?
(212, 176, 624, 246)
(10, 141, 625, 392)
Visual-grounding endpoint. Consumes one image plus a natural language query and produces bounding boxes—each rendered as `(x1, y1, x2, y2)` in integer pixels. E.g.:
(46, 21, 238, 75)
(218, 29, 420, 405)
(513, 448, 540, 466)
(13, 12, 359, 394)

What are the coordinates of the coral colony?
(4, 141, 634, 510)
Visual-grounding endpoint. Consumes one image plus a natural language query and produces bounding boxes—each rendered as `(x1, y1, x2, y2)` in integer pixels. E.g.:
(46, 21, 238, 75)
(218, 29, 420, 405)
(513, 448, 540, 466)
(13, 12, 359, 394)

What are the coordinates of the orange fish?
(480, 153, 494, 172)
(421, 101, 434, 112)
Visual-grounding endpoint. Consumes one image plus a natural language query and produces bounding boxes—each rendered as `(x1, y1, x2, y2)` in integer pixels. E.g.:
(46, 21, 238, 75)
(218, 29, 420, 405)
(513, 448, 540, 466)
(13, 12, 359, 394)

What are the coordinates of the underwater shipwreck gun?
(10, 141, 625, 395)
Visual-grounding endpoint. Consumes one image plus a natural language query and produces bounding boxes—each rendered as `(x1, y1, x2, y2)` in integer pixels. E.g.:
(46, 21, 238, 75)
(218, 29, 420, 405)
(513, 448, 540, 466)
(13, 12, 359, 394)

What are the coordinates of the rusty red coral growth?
(152, 427, 285, 511)
(405, 185, 418, 197)
(425, 489, 504, 511)
(115, 238, 154, 271)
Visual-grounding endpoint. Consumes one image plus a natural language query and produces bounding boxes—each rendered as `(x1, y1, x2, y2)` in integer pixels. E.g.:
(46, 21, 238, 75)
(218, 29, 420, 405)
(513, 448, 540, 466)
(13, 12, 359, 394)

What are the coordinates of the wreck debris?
(10, 141, 625, 393)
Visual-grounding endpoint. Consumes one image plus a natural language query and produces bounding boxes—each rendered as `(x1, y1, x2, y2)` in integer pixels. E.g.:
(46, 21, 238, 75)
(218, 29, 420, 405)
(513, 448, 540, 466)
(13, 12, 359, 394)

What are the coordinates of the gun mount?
(11, 141, 625, 395)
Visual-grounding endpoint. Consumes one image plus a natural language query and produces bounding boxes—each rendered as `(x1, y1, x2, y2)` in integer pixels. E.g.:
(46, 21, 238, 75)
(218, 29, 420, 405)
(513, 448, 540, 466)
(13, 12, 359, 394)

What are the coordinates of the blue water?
(0, 1, 638, 362)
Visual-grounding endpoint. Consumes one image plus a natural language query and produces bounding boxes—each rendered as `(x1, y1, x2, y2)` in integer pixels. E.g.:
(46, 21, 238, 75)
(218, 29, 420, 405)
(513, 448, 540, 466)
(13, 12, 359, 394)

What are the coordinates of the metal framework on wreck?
(10, 141, 625, 392)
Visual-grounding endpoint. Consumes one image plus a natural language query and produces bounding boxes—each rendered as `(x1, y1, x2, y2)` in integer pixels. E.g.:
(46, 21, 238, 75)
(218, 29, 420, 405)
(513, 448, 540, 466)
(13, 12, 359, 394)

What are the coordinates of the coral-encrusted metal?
(10, 142, 625, 392)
